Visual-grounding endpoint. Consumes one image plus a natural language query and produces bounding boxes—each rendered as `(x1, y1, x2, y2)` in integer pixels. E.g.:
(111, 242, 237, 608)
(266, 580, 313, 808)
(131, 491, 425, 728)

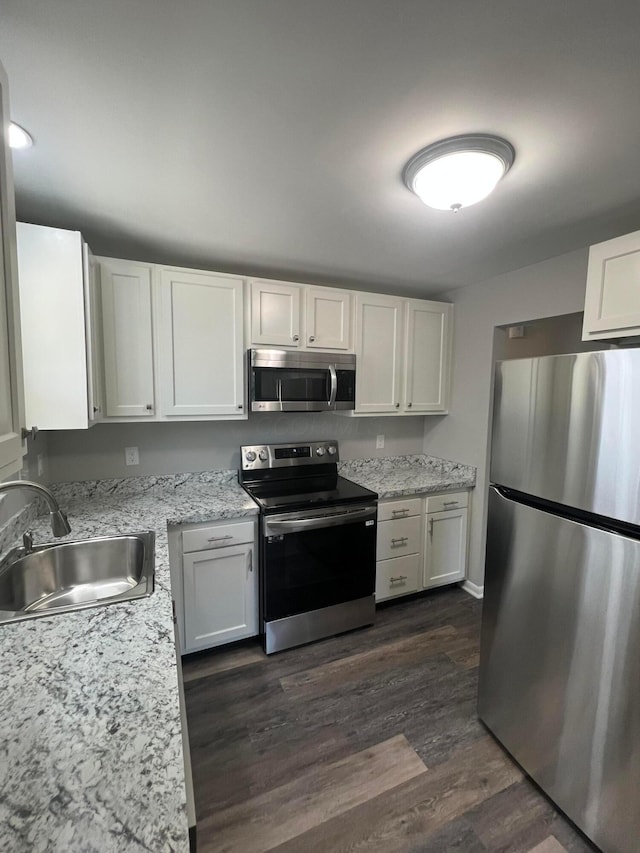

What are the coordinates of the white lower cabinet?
(375, 491, 469, 602)
(172, 518, 258, 654)
(424, 501, 468, 588)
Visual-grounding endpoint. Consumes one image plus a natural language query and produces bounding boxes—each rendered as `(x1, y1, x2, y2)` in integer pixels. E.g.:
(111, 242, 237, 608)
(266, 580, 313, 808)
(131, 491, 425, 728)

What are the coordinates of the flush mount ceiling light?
(8, 121, 33, 149)
(403, 134, 514, 212)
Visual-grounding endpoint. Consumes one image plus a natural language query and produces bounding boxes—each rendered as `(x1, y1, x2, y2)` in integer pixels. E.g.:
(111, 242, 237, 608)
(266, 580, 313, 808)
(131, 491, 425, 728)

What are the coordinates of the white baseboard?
(461, 579, 484, 600)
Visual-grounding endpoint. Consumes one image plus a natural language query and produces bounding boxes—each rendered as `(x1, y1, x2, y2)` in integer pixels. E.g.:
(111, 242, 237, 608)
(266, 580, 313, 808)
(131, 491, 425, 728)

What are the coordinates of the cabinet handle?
(146, 404, 153, 411)
(391, 537, 409, 546)
(207, 535, 234, 543)
(247, 550, 253, 573)
(389, 575, 408, 583)
(391, 508, 409, 517)
(407, 402, 412, 408)
(21, 426, 38, 441)
(309, 335, 315, 342)
(429, 518, 434, 538)
(292, 334, 299, 341)
(443, 501, 459, 507)
(395, 402, 400, 408)
(237, 404, 243, 410)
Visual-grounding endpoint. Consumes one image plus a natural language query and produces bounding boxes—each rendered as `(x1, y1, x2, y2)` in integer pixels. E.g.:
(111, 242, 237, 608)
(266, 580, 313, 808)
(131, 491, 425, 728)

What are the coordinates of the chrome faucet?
(0, 480, 71, 537)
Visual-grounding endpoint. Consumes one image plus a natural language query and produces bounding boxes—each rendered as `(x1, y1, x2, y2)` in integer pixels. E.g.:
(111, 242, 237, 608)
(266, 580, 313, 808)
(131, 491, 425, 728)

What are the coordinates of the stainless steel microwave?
(249, 349, 356, 412)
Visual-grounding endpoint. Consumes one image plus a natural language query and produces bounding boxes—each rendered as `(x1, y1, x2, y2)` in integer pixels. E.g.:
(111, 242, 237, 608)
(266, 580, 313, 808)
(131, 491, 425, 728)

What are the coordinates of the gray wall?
(47, 413, 426, 482)
(424, 247, 590, 589)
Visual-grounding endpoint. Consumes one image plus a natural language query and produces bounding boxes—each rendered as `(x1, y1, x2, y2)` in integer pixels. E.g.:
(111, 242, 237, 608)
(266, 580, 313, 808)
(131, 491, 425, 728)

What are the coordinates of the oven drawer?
(182, 520, 255, 553)
(376, 515, 422, 560)
(375, 554, 421, 601)
(378, 498, 422, 522)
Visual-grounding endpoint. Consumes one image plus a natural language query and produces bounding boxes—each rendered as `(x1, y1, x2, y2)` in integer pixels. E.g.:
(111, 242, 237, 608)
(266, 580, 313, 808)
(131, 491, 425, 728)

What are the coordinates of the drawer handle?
(207, 535, 234, 542)
(391, 537, 409, 546)
(391, 509, 409, 517)
(429, 518, 434, 538)
(443, 501, 459, 507)
(389, 575, 408, 583)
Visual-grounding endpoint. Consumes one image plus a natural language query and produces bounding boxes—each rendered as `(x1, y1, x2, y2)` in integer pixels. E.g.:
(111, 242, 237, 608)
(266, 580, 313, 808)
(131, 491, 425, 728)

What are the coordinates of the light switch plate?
(376, 434, 385, 449)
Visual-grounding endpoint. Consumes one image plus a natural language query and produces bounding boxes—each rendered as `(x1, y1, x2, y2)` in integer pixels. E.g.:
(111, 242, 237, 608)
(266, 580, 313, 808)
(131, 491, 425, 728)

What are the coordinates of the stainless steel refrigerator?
(479, 349, 640, 853)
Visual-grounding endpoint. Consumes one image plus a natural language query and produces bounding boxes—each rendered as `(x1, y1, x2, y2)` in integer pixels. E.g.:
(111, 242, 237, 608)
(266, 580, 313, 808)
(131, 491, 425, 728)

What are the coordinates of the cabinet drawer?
(375, 553, 421, 601)
(425, 491, 468, 514)
(377, 497, 422, 522)
(182, 520, 255, 553)
(376, 515, 422, 560)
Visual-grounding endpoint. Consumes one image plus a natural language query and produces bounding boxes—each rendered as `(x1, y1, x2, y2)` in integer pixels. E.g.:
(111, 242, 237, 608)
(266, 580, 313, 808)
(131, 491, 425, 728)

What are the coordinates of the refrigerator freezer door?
(479, 486, 640, 853)
(491, 349, 640, 526)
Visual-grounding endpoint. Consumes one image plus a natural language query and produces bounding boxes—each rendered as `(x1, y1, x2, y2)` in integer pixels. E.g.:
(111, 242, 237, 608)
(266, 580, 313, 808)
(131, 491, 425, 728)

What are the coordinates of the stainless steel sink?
(0, 532, 155, 624)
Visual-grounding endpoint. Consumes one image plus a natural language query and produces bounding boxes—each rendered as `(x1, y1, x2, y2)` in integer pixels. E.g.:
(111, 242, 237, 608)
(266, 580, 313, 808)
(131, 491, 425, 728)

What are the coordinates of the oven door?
(261, 503, 377, 622)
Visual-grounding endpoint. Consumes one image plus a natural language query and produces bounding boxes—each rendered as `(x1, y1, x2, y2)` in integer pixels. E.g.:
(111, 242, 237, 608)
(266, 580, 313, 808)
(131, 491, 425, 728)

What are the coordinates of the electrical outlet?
(125, 446, 139, 466)
(376, 434, 385, 449)
(37, 454, 44, 477)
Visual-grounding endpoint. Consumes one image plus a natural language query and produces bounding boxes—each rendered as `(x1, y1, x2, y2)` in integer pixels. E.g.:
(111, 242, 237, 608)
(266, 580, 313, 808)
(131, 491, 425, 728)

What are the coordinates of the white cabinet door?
(158, 268, 244, 417)
(583, 229, 640, 340)
(424, 507, 468, 588)
(404, 300, 451, 413)
(354, 292, 403, 413)
(17, 223, 105, 430)
(305, 287, 352, 350)
(250, 279, 301, 347)
(85, 248, 104, 424)
(0, 60, 24, 478)
(100, 258, 155, 418)
(183, 543, 257, 651)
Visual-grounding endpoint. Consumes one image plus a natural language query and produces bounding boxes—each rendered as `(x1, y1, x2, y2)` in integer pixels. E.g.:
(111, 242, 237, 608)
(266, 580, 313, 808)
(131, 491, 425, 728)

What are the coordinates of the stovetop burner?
(238, 440, 377, 513)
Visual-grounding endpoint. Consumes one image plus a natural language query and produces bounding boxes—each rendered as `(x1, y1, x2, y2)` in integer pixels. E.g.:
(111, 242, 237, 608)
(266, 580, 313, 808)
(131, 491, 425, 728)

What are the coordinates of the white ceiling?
(2, 0, 640, 297)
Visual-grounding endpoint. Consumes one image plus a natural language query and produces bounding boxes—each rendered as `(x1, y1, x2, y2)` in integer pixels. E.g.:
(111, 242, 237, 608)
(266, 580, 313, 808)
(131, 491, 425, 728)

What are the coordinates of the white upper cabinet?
(354, 293, 404, 413)
(99, 257, 156, 418)
(17, 223, 104, 430)
(0, 60, 24, 477)
(305, 287, 352, 350)
(583, 229, 640, 340)
(403, 300, 451, 413)
(354, 293, 452, 416)
(250, 279, 301, 347)
(249, 279, 353, 351)
(158, 268, 244, 417)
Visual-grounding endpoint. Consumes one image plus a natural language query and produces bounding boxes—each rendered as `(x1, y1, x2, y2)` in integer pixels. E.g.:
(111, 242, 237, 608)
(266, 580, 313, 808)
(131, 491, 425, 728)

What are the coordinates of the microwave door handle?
(277, 378, 283, 412)
(328, 365, 338, 408)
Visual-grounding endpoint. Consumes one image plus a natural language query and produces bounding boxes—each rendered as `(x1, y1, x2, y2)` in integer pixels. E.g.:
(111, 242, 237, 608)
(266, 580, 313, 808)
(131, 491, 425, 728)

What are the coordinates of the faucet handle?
(22, 531, 34, 553)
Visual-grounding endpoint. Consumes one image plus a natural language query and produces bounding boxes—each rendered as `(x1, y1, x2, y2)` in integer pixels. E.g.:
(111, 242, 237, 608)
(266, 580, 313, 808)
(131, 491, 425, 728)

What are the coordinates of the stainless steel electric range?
(239, 440, 378, 654)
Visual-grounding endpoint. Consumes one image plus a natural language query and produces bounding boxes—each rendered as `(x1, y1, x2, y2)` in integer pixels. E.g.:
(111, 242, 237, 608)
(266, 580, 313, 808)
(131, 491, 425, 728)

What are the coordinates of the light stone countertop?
(339, 454, 476, 499)
(0, 470, 258, 853)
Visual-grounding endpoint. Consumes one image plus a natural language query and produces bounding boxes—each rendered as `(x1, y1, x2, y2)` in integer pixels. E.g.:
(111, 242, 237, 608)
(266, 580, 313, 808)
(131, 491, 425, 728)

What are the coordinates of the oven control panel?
(241, 441, 339, 470)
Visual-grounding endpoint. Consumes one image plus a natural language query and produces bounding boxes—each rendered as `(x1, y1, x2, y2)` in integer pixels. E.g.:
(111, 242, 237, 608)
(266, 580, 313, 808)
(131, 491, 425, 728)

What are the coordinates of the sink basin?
(0, 532, 155, 624)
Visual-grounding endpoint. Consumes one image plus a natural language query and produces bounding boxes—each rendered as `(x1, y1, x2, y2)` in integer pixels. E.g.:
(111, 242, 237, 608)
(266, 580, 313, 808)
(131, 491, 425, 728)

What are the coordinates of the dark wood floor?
(183, 588, 598, 853)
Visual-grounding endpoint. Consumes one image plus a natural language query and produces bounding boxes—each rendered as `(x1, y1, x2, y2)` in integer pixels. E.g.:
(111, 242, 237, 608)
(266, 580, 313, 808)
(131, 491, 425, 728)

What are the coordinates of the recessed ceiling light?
(403, 134, 514, 212)
(9, 122, 33, 150)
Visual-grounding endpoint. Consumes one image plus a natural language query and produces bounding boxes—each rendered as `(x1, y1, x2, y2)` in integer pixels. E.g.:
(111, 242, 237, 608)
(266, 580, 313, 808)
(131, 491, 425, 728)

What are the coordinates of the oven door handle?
(328, 365, 338, 409)
(265, 506, 376, 535)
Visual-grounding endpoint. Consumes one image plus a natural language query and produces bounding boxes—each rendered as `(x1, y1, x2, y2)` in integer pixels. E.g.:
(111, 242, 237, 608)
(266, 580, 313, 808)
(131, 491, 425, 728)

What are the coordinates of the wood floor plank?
(279, 624, 480, 699)
(272, 733, 522, 853)
(197, 734, 428, 853)
(528, 837, 568, 853)
(182, 643, 265, 682)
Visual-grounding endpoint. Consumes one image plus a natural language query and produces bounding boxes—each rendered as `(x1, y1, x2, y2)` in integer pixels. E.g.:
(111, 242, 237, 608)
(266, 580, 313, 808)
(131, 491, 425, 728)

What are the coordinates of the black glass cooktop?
(241, 474, 377, 513)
